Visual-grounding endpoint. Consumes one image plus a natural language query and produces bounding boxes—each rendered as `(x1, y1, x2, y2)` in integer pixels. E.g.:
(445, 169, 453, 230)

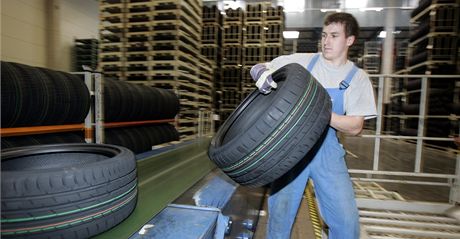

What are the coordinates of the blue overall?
(267, 54, 360, 239)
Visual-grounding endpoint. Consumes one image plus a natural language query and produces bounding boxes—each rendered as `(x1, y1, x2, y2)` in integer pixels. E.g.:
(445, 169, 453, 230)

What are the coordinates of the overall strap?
(307, 53, 320, 72)
(339, 65, 358, 90)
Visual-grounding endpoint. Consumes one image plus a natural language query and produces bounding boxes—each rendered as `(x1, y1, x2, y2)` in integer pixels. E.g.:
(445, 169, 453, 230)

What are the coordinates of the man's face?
(321, 22, 355, 61)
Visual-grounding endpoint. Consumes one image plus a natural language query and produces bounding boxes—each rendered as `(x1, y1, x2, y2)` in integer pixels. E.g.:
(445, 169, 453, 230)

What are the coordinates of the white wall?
(1, 0, 48, 67)
(1, 0, 99, 71)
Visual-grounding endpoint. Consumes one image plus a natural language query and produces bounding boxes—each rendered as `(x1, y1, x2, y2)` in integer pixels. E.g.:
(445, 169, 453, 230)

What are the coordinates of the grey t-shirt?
(266, 53, 377, 119)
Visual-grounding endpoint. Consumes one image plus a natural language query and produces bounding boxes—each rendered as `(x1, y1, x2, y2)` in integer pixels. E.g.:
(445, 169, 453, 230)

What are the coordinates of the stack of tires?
(1, 61, 90, 146)
(1, 61, 180, 153)
(103, 79, 180, 154)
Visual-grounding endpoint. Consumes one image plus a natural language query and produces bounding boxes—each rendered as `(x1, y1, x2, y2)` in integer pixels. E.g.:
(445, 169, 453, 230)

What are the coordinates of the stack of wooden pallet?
(207, 3, 285, 122)
(99, 0, 212, 141)
(241, 4, 284, 99)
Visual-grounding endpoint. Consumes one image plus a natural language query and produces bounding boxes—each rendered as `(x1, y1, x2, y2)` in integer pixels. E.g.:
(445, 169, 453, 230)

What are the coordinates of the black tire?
(1, 132, 85, 149)
(2, 62, 49, 127)
(208, 63, 331, 187)
(1, 143, 137, 239)
(39, 68, 74, 125)
(1, 62, 22, 127)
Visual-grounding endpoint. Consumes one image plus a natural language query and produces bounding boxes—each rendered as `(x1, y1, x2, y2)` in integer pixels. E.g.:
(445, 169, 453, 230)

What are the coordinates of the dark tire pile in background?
(1, 61, 180, 153)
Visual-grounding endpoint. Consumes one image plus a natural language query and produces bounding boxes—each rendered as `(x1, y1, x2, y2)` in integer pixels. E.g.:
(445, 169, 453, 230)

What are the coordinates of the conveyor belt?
(94, 137, 216, 239)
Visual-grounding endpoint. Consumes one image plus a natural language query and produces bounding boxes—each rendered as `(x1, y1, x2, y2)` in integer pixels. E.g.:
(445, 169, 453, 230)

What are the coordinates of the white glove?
(250, 64, 277, 94)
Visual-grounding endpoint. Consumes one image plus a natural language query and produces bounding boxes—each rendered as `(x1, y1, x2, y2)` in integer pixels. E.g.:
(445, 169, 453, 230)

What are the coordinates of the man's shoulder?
(270, 53, 315, 68)
(351, 66, 370, 80)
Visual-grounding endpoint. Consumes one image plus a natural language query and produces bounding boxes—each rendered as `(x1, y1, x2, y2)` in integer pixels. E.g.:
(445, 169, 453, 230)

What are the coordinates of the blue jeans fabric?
(266, 131, 360, 239)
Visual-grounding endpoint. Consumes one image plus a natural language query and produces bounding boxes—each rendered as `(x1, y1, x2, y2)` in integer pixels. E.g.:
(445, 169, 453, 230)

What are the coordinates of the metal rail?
(349, 73, 460, 203)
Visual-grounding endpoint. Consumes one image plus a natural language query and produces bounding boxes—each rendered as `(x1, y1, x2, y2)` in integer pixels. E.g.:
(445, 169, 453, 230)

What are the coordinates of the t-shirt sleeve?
(344, 69, 377, 120)
(267, 53, 312, 71)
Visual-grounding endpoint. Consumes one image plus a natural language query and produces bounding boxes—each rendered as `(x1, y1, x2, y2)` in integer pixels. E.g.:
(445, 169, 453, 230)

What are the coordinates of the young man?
(250, 12, 377, 238)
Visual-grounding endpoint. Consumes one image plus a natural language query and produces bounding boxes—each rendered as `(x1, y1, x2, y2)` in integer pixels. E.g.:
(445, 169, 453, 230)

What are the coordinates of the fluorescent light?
(283, 31, 299, 39)
(320, 8, 342, 13)
(378, 30, 401, 38)
(359, 7, 383, 12)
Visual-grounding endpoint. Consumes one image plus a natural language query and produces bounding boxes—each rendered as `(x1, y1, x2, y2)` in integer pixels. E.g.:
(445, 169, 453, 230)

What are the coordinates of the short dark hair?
(324, 12, 359, 38)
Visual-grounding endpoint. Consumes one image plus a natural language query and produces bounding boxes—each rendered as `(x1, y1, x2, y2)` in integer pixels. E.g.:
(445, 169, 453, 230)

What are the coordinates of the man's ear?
(346, 35, 355, 46)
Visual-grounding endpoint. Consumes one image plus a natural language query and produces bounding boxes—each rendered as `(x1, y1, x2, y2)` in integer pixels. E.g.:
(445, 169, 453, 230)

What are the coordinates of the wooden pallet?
(223, 24, 243, 44)
(222, 46, 242, 66)
(152, 6, 201, 31)
(223, 8, 244, 23)
(152, 20, 200, 42)
(127, 2, 151, 12)
(100, 5, 124, 14)
(152, 33, 199, 54)
(202, 5, 221, 23)
(125, 42, 151, 52)
(243, 23, 264, 45)
(102, 64, 123, 72)
(202, 23, 221, 45)
(264, 6, 285, 23)
(153, 0, 202, 19)
(263, 44, 283, 62)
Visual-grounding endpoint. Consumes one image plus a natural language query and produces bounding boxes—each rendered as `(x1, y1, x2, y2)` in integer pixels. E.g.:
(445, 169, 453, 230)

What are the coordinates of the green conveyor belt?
(94, 137, 215, 239)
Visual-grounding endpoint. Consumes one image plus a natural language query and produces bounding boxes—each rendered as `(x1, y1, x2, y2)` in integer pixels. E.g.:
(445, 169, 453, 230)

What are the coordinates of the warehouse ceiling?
(204, 0, 416, 53)
(204, 0, 418, 12)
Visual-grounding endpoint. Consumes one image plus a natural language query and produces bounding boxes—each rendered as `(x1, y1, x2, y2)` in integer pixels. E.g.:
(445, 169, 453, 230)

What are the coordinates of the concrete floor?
(343, 135, 455, 203)
(252, 135, 457, 238)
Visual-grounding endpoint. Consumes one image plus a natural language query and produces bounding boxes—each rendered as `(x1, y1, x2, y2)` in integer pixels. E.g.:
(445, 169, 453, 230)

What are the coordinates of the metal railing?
(348, 74, 460, 203)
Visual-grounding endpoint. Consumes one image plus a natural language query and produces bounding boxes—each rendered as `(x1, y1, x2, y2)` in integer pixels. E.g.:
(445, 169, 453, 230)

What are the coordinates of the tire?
(2, 62, 49, 127)
(208, 63, 331, 187)
(39, 68, 73, 125)
(1, 62, 22, 127)
(1, 143, 137, 239)
(1, 132, 85, 149)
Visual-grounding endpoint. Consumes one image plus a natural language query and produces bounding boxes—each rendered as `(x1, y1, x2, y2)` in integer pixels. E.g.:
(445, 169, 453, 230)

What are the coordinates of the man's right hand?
(250, 64, 277, 94)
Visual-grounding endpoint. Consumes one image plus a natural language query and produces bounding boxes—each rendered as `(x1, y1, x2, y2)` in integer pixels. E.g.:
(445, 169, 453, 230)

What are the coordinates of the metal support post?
(450, 125, 460, 203)
(373, 76, 385, 171)
(382, 0, 395, 103)
(94, 73, 104, 144)
(84, 72, 93, 143)
(198, 110, 203, 138)
(415, 76, 428, 173)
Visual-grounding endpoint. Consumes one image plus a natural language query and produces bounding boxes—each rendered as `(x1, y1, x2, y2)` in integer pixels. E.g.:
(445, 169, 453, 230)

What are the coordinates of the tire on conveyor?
(1, 143, 137, 239)
(208, 63, 331, 187)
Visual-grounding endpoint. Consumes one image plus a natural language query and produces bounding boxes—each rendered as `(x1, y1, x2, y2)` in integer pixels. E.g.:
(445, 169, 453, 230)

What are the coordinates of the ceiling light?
(359, 7, 383, 12)
(283, 31, 299, 39)
(320, 8, 342, 13)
